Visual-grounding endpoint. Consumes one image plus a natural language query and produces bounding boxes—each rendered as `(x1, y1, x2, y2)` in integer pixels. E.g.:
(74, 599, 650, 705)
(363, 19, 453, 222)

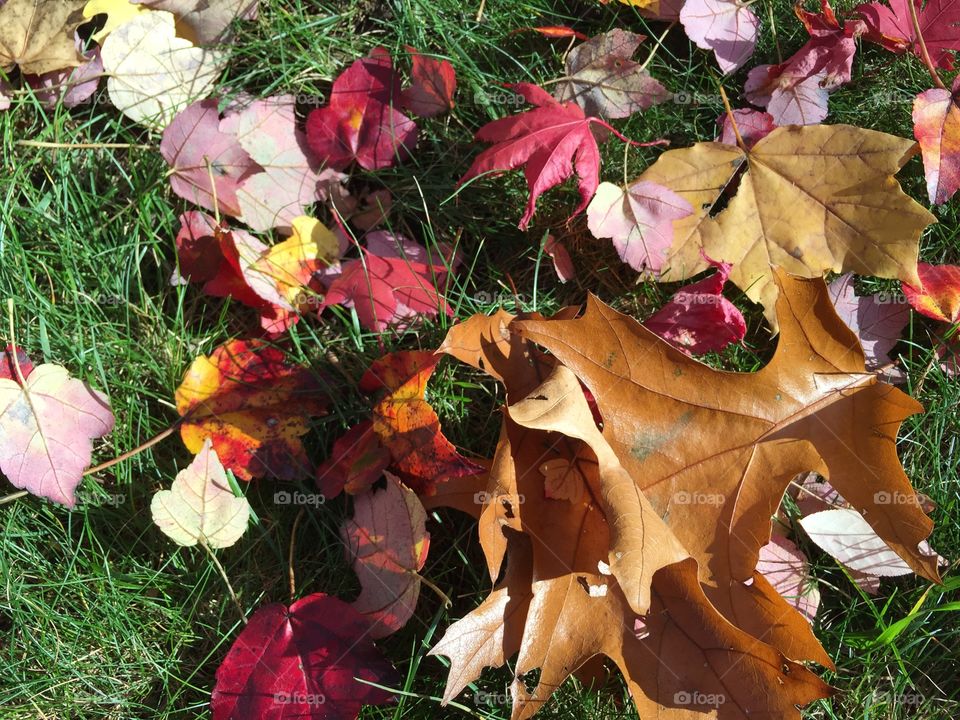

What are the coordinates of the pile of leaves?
(2, 0, 959, 718)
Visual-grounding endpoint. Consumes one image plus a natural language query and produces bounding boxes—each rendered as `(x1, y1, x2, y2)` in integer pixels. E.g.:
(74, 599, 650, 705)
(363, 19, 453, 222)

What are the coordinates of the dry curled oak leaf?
(175, 339, 328, 481)
(552, 29, 670, 119)
(857, 0, 960, 69)
(161, 99, 258, 218)
(341, 472, 430, 638)
(639, 124, 935, 326)
(459, 83, 613, 230)
(399, 46, 456, 117)
(431, 378, 832, 720)
(512, 272, 940, 668)
(913, 76, 960, 205)
(211, 592, 398, 720)
(359, 350, 481, 495)
(150, 438, 250, 548)
(0, 359, 114, 507)
(0, 0, 86, 75)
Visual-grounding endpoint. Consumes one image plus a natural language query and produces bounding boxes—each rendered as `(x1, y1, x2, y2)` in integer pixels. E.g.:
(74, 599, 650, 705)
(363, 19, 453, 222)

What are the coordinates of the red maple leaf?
(399, 46, 456, 117)
(459, 83, 640, 230)
(305, 48, 418, 171)
(857, 0, 960, 69)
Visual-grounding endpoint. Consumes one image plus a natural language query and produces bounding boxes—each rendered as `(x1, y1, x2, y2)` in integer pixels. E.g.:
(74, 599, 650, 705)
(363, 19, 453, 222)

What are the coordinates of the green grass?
(0, 0, 958, 718)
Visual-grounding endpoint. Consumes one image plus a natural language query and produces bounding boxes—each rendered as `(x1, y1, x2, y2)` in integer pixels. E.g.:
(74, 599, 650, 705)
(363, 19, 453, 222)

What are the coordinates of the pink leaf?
(857, 0, 960, 70)
(211, 592, 398, 720)
(228, 95, 346, 232)
(161, 99, 258, 218)
(586, 180, 693, 274)
(679, 0, 759, 73)
(715, 108, 776, 148)
(543, 234, 576, 282)
(0, 364, 114, 506)
(828, 273, 909, 380)
(756, 535, 820, 623)
(341, 472, 430, 638)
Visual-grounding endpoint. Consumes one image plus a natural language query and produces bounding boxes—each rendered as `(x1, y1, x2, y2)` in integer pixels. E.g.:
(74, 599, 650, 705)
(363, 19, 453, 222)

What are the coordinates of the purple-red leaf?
(211, 592, 398, 720)
(306, 48, 418, 171)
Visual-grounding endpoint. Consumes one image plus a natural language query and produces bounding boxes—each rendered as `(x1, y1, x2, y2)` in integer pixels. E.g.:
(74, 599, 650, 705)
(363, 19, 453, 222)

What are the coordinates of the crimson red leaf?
(399, 46, 456, 117)
(211, 592, 398, 720)
(321, 233, 454, 332)
(643, 259, 746, 354)
(305, 48, 418, 171)
(902, 262, 960, 322)
(716, 108, 776, 148)
(459, 83, 611, 230)
(857, 0, 960, 69)
(0, 344, 34, 383)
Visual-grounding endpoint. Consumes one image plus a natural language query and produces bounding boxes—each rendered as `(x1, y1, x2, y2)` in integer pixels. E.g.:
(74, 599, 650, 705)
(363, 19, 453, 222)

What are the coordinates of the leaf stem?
(200, 539, 247, 625)
(84, 421, 182, 477)
(907, 0, 946, 89)
(416, 571, 452, 608)
(638, 22, 676, 73)
(717, 84, 746, 151)
(16, 140, 153, 150)
(288, 507, 306, 602)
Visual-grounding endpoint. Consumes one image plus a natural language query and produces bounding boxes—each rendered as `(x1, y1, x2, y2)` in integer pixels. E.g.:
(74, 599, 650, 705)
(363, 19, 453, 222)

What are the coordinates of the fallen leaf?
(459, 83, 613, 230)
(321, 232, 455, 332)
(552, 29, 670, 119)
(586, 179, 693, 274)
(315, 420, 390, 499)
(638, 124, 935, 324)
(745, 66, 830, 125)
(0, 0, 86, 75)
(679, 0, 759, 73)
(716, 107, 776, 147)
(542, 234, 575, 282)
(511, 272, 939, 664)
(757, 534, 820, 623)
(305, 48, 418, 171)
(175, 339, 328, 481)
(342, 472, 429, 638)
(134, 0, 258, 45)
(0, 362, 114, 506)
(161, 99, 258, 217)
(83, 0, 145, 43)
(913, 76, 960, 205)
(399, 46, 456, 117)
(100, 10, 224, 128)
(828, 273, 909, 378)
(800, 508, 924, 577)
(28, 41, 102, 108)
(857, 0, 960, 69)
(526, 25, 589, 41)
(902, 261, 960, 322)
(643, 258, 746, 354)
(0, 344, 35, 381)
(359, 351, 481, 495)
(211, 592, 398, 720)
(228, 95, 345, 233)
(150, 438, 250, 548)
